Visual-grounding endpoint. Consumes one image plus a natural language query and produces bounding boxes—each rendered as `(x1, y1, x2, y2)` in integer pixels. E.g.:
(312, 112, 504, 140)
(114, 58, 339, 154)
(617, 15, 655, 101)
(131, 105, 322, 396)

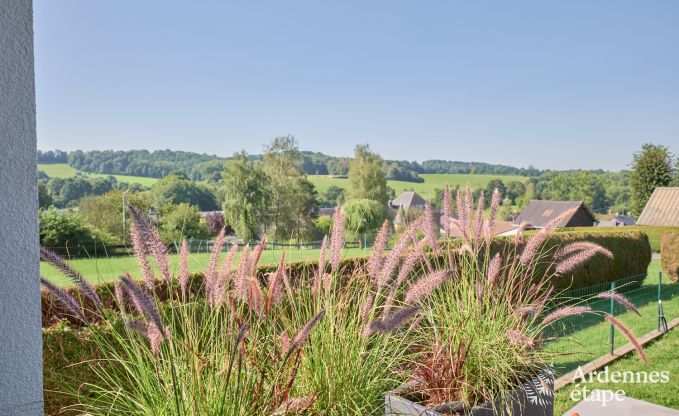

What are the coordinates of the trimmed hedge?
(661, 231, 679, 282)
(41, 231, 651, 329)
(556, 225, 679, 253)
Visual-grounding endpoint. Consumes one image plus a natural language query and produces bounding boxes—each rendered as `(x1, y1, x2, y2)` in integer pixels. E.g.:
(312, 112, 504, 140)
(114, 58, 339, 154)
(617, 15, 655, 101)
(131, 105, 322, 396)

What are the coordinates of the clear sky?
(34, 1, 679, 171)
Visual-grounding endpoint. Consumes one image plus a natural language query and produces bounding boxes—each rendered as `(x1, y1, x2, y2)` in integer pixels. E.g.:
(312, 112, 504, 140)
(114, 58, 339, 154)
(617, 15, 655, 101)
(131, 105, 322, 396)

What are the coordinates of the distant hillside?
(38, 149, 541, 182)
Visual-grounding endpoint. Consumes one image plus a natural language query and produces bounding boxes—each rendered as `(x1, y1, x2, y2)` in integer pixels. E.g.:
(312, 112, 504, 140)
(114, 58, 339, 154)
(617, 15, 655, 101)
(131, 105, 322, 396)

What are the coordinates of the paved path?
(563, 393, 679, 415)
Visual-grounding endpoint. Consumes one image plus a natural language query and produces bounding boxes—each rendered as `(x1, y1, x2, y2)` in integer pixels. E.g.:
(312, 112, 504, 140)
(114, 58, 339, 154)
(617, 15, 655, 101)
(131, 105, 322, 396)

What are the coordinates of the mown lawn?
(38, 163, 159, 187)
(308, 173, 528, 198)
(41, 246, 370, 286)
(554, 324, 679, 415)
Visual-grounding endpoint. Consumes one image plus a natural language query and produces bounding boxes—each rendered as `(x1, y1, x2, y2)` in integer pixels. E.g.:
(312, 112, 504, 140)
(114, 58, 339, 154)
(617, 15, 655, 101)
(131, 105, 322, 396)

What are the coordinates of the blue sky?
(34, 1, 679, 171)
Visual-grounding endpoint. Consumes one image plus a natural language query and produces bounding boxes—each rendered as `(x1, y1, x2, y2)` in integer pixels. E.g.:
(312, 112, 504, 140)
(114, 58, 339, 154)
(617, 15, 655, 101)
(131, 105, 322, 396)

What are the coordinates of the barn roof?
(514, 200, 596, 228)
(637, 187, 679, 226)
(390, 191, 427, 210)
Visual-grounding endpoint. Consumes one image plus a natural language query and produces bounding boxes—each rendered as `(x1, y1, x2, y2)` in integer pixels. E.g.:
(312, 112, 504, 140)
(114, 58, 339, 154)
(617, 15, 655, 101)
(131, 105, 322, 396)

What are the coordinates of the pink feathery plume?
(114, 280, 127, 313)
(395, 244, 424, 288)
(513, 221, 533, 245)
(147, 322, 164, 355)
(367, 220, 390, 286)
(443, 185, 452, 237)
(283, 310, 325, 361)
(40, 247, 102, 310)
(234, 245, 250, 302)
(280, 332, 290, 357)
(364, 306, 419, 337)
(522, 209, 577, 265)
(541, 305, 592, 326)
(487, 253, 502, 287)
(247, 276, 264, 315)
(40, 277, 87, 323)
(596, 291, 640, 316)
(404, 270, 449, 305)
(212, 244, 238, 307)
(322, 273, 332, 298)
(554, 242, 612, 260)
(205, 228, 226, 305)
(422, 204, 439, 251)
(329, 207, 345, 273)
(178, 239, 190, 301)
(128, 205, 171, 284)
(360, 294, 374, 323)
(463, 185, 473, 235)
(379, 219, 420, 290)
(129, 222, 155, 291)
(266, 252, 286, 311)
(605, 314, 648, 363)
(249, 236, 267, 277)
(313, 236, 328, 296)
(120, 273, 165, 337)
(555, 246, 613, 275)
(514, 305, 537, 319)
(485, 188, 502, 246)
(125, 319, 148, 336)
(474, 192, 485, 243)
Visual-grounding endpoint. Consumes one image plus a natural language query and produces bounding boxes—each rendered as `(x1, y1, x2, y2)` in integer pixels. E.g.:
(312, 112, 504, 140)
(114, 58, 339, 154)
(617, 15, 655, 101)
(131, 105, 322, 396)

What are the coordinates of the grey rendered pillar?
(0, 0, 44, 414)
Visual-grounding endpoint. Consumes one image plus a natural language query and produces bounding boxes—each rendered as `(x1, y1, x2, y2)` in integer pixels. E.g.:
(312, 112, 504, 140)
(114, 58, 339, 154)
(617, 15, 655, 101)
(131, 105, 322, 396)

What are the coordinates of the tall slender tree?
(630, 144, 674, 216)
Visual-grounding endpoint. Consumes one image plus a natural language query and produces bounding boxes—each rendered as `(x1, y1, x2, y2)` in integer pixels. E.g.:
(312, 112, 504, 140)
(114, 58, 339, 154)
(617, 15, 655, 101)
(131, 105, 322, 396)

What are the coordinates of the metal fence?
(545, 272, 679, 377)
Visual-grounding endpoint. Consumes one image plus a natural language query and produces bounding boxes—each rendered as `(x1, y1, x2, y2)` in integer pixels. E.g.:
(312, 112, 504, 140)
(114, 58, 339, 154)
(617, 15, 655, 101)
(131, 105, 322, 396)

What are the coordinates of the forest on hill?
(37, 148, 541, 183)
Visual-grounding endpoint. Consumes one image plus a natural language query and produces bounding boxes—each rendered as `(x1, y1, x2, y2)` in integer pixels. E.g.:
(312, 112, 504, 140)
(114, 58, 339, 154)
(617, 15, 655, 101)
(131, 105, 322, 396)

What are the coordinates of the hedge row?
(661, 231, 679, 282)
(41, 231, 651, 329)
(555, 225, 679, 253)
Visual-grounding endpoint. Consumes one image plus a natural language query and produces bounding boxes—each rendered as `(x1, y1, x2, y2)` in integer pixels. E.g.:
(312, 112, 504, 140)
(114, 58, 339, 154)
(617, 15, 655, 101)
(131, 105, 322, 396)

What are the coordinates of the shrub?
(39, 208, 103, 249)
(157, 202, 209, 244)
(661, 231, 679, 282)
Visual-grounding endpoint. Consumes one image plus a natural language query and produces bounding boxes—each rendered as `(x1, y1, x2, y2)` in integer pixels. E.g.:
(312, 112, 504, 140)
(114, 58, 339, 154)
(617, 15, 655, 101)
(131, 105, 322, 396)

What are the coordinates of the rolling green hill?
(38, 163, 159, 187)
(308, 173, 529, 199)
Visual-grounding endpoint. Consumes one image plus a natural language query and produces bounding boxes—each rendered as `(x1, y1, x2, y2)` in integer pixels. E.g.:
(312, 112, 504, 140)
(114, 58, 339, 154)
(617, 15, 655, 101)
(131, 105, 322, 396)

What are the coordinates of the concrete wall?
(0, 0, 44, 414)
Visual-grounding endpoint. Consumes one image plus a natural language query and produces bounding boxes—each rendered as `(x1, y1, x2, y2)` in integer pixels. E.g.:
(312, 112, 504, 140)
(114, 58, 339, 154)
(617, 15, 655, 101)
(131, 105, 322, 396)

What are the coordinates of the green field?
(308, 173, 528, 199)
(41, 246, 369, 286)
(38, 163, 159, 187)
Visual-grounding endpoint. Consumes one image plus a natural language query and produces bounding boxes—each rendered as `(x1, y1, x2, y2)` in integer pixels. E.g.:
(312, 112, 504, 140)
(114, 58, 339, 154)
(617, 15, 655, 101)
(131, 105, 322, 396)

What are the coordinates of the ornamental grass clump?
(41, 205, 325, 415)
(398, 185, 648, 413)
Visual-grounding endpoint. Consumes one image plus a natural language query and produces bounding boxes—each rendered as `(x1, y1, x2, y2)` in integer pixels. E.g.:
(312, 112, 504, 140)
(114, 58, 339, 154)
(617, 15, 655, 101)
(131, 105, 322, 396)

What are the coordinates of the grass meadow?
(308, 173, 529, 198)
(38, 163, 159, 187)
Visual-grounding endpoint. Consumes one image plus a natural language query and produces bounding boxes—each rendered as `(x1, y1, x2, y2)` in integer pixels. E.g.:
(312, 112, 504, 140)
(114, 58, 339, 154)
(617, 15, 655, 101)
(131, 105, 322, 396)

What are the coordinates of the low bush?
(661, 231, 679, 282)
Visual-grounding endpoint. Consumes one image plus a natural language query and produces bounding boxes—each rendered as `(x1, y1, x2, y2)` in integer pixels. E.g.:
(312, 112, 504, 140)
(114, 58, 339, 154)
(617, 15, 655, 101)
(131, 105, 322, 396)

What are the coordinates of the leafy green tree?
(630, 144, 674, 215)
(542, 171, 608, 213)
(78, 191, 153, 243)
(261, 136, 319, 242)
(222, 152, 269, 241)
(151, 173, 218, 211)
(313, 215, 333, 238)
(158, 203, 208, 244)
(39, 208, 98, 247)
(483, 179, 506, 201)
(344, 199, 387, 241)
(38, 182, 53, 209)
(348, 145, 389, 211)
(319, 185, 345, 207)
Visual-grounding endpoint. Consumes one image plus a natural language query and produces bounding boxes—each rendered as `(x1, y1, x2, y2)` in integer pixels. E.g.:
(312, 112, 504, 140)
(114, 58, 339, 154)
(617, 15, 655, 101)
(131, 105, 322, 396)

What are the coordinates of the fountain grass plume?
(120, 273, 165, 337)
(555, 246, 613, 275)
(266, 251, 286, 312)
(40, 277, 88, 323)
(40, 246, 103, 310)
(597, 291, 641, 316)
(474, 191, 485, 243)
(605, 314, 648, 363)
(178, 239, 190, 300)
(234, 245, 250, 301)
(423, 204, 439, 251)
(114, 281, 127, 313)
(206, 228, 226, 305)
(541, 305, 592, 326)
(486, 253, 502, 286)
(554, 242, 610, 260)
(275, 396, 317, 413)
(485, 188, 502, 246)
(443, 185, 452, 237)
(367, 220, 389, 285)
(129, 222, 155, 290)
(379, 218, 420, 290)
(520, 208, 577, 266)
(128, 204, 171, 283)
(329, 207, 345, 273)
(284, 309, 326, 362)
(249, 236, 267, 277)
(365, 306, 419, 337)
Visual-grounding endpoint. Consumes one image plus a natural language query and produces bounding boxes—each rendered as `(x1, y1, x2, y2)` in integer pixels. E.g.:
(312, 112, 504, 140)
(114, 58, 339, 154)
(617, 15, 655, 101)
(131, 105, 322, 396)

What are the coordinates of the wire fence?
(545, 272, 679, 377)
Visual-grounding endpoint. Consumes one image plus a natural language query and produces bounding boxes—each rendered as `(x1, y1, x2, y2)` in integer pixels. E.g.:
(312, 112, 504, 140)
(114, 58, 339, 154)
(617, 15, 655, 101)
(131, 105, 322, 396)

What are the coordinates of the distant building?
(514, 200, 596, 228)
(318, 207, 337, 217)
(390, 191, 428, 210)
(637, 187, 679, 226)
(447, 220, 520, 238)
(597, 214, 636, 227)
